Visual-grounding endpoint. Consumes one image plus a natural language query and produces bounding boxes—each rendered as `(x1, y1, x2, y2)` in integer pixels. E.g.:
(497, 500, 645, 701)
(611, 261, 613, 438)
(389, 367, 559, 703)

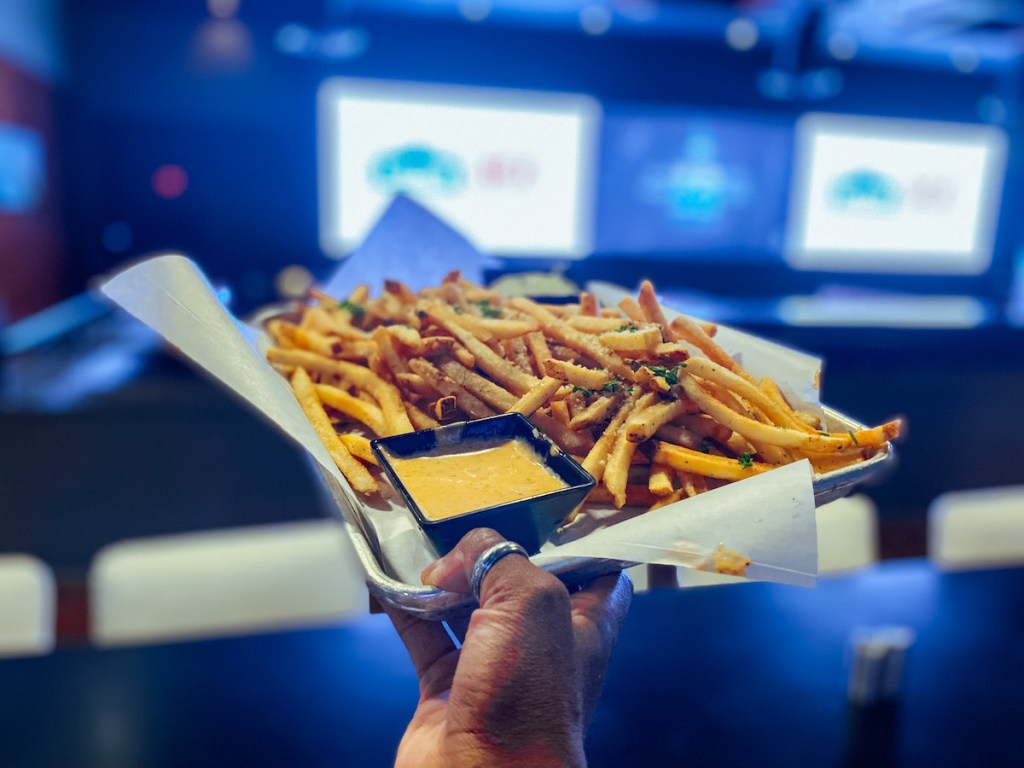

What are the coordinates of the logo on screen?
(828, 169, 901, 214)
(368, 145, 467, 197)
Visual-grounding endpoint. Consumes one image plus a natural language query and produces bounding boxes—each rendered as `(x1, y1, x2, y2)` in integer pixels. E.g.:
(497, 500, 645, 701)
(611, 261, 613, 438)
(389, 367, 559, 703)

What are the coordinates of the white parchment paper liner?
(101, 197, 820, 590)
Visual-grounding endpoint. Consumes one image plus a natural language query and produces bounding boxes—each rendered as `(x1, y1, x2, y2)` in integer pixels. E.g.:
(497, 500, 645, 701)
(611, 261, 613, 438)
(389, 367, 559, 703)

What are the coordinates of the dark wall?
(57, 2, 1011, 313)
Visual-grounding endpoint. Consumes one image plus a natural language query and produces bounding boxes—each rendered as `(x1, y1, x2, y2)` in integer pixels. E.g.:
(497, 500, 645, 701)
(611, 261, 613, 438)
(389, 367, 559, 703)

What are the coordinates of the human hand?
(384, 528, 632, 768)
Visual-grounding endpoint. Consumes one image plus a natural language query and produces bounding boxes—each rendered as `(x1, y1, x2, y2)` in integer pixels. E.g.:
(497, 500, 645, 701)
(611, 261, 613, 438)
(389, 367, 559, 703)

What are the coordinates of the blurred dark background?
(3, 3, 1024, 767)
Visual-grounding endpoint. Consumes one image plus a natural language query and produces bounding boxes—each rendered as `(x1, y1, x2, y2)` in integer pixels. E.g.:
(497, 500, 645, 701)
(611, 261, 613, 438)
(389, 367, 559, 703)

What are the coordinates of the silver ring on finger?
(470, 541, 530, 604)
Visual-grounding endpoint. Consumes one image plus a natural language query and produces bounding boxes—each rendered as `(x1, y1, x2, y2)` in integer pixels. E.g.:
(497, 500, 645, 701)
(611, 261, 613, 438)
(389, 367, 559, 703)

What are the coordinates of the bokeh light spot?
(725, 18, 758, 51)
(275, 265, 315, 300)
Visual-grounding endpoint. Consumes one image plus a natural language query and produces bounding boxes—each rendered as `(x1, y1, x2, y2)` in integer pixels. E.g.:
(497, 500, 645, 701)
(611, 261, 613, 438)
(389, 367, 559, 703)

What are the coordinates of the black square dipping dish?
(371, 413, 595, 555)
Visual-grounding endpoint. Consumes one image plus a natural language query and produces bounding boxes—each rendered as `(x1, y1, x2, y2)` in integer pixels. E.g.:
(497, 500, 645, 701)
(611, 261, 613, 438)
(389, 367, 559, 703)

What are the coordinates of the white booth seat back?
(90, 520, 368, 647)
(816, 495, 879, 575)
(929, 486, 1024, 570)
(0, 554, 56, 658)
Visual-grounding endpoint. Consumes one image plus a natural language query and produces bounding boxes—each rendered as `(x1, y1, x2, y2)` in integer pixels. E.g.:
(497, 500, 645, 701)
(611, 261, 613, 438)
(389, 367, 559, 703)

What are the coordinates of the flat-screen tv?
(318, 77, 600, 259)
(785, 113, 1007, 276)
(594, 109, 792, 256)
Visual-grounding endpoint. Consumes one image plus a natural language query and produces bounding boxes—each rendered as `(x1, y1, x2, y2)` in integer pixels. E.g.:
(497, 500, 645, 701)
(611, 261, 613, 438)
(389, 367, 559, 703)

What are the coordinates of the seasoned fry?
(625, 397, 694, 443)
(542, 358, 612, 391)
(408, 358, 496, 420)
(314, 383, 387, 436)
(272, 273, 900, 521)
(648, 462, 675, 497)
(339, 433, 379, 467)
(548, 398, 571, 425)
(601, 392, 658, 508)
(566, 315, 633, 333)
(422, 301, 539, 395)
(597, 325, 663, 353)
(437, 358, 517, 411)
(567, 395, 617, 430)
(290, 368, 378, 494)
(507, 298, 634, 379)
(653, 441, 772, 482)
(510, 376, 563, 417)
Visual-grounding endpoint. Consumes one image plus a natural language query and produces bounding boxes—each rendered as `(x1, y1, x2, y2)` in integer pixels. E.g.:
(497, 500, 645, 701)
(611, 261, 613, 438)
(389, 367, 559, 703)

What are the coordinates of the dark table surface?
(2, 558, 1022, 768)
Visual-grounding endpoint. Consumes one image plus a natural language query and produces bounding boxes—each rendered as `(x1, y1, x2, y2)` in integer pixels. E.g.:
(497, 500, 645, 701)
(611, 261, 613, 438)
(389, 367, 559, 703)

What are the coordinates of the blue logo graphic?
(829, 169, 901, 214)
(368, 145, 467, 197)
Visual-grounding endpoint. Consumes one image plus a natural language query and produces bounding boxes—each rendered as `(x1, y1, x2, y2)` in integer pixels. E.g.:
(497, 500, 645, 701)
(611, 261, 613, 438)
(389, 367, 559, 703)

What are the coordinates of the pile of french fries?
(266, 274, 901, 519)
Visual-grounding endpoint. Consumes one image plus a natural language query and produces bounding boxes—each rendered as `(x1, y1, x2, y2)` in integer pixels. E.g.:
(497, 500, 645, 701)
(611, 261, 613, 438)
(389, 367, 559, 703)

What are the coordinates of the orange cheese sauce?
(384, 438, 566, 520)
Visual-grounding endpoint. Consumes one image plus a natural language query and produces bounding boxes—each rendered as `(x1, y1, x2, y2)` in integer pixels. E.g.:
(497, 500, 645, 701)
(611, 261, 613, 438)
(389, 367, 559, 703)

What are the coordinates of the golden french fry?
(566, 315, 635, 334)
(596, 392, 658, 508)
(597, 325, 663, 353)
(507, 298, 634, 379)
(668, 314, 751, 382)
(422, 301, 539, 395)
(653, 441, 771, 482)
(339, 433, 379, 467)
(549, 398, 571, 425)
(648, 462, 675, 497)
(637, 280, 671, 332)
(523, 330, 553, 374)
(313, 383, 387, 436)
(437, 358, 517, 411)
(333, 358, 415, 436)
(567, 395, 617, 430)
(542, 358, 612, 391)
(759, 376, 821, 432)
(383, 279, 418, 305)
(372, 326, 411, 376)
(684, 357, 809, 432)
(617, 297, 647, 324)
(681, 376, 899, 454)
(510, 376, 563, 417)
(625, 397, 694, 443)
(290, 368, 378, 494)
(408, 358, 496, 420)
(405, 401, 440, 431)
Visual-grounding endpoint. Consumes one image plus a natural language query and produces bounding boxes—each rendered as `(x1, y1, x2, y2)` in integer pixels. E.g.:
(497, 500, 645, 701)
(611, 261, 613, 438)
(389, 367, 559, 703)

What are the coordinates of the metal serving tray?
(316, 406, 894, 621)
(251, 305, 895, 621)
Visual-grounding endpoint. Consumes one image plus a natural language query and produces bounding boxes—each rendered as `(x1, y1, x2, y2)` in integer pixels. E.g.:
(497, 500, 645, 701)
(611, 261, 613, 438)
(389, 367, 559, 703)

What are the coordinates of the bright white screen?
(318, 78, 599, 259)
(785, 114, 1007, 275)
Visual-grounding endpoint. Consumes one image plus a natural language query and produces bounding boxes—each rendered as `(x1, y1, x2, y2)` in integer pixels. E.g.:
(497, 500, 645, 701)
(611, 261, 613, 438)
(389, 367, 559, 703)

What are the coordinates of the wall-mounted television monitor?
(785, 113, 1007, 276)
(318, 77, 599, 259)
(594, 109, 792, 256)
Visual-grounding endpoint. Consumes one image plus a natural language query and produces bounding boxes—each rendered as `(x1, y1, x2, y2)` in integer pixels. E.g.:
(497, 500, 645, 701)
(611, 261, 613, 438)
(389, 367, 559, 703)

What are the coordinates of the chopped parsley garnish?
(602, 379, 620, 393)
(646, 363, 686, 386)
(737, 452, 755, 469)
(572, 385, 594, 396)
(473, 299, 503, 318)
(613, 323, 638, 333)
(339, 300, 365, 316)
